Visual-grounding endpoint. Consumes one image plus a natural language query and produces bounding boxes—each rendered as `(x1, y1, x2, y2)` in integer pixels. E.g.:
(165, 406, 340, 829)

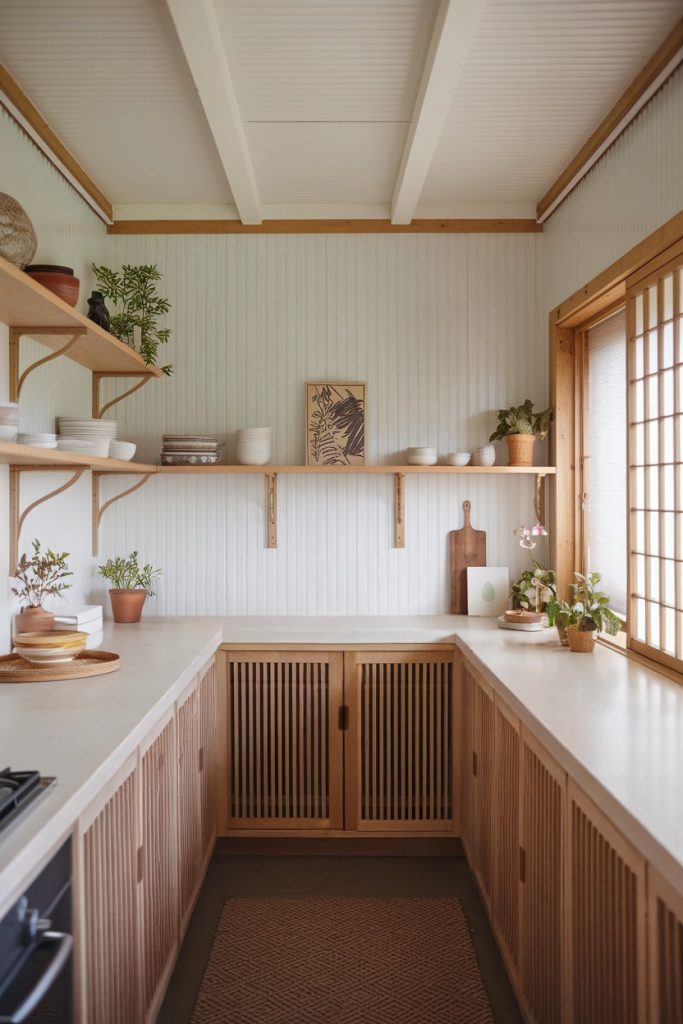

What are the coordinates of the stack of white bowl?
(0, 402, 19, 442)
(406, 446, 437, 466)
(57, 417, 117, 457)
(236, 427, 272, 465)
(17, 432, 57, 449)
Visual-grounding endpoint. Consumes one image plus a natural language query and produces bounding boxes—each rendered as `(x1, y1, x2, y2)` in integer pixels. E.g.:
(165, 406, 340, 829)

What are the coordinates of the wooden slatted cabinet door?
(568, 780, 647, 1024)
(139, 708, 178, 1024)
(345, 649, 457, 833)
(198, 657, 219, 864)
(648, 865, 683, 1023)
(75, 755, 140, 1024)
(472, 668, 494, 904)
(491, 696, 520, 973)
(177, 677, 202, 929)
(225, 651, 344, 831)
(518, 727, 566, 1024)
(459, 661, 477, 855)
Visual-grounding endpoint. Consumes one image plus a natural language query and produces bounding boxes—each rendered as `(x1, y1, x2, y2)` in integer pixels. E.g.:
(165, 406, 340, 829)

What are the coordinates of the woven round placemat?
(191, 895, 495, 1024)
(0, 650, 119, 682)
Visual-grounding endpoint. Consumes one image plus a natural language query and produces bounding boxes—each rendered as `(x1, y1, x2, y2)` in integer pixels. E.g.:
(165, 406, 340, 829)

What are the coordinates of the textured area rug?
(190, 896, 495, 1024)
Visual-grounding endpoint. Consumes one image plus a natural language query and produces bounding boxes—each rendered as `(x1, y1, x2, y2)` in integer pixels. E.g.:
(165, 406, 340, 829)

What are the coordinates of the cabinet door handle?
(519, 846, 526, 884)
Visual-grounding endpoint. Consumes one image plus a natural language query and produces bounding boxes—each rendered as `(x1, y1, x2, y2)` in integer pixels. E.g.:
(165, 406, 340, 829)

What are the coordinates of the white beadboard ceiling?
(0, 0, 680, 220)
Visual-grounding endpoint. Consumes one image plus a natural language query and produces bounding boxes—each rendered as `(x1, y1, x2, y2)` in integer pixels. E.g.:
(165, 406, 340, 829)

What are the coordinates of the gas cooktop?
(0, 767, 55, 836)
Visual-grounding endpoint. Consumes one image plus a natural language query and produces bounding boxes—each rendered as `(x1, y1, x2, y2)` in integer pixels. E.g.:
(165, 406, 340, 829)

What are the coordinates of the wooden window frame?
(549, 211, 683, 681)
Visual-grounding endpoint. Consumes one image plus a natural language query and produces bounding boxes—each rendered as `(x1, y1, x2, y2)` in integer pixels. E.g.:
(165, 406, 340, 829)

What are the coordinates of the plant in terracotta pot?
(98, 551, 162, 623)
(564, 572, 621, 652)
(489, 399, 553, 466)
(11, 539, 72, 634)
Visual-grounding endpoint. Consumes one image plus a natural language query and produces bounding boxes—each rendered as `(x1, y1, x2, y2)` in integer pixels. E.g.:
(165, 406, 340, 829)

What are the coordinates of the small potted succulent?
(562, 572, 621, 652)
(98, 551, 162, 623)
(489, 399, 553, 466)
(11, 539, 72, 634)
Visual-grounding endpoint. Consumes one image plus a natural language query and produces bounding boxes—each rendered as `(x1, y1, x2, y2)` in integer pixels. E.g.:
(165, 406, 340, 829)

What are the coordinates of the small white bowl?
(446, 452, 471, 466)
(472, 445, 496, 467)
(109, 441, 136, 461)
(406, 451, 438, 466)
(0, 425, 18, 442)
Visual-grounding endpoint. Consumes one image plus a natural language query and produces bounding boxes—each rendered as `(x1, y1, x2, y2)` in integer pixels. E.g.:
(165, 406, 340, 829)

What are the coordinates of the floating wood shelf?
(0, 441, 157, 473)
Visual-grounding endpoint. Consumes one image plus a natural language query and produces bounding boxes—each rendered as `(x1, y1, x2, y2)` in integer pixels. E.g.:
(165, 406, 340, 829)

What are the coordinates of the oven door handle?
(0, 931, 73, 1024)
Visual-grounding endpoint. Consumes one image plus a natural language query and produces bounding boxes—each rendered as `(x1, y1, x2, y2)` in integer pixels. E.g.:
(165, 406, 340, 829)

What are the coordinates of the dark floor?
(157, 844, 523, 1024)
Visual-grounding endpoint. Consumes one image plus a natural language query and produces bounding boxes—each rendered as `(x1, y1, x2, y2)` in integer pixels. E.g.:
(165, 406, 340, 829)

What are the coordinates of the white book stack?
(54, 605, 103, 635)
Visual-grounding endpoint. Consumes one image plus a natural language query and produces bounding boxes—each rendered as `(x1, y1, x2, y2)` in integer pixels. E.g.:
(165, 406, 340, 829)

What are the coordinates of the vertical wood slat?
(199, 659, 219, 862)
(460, 664, 477, 854)
(475, 678, 494, 902)
(492, 699, 520, 968)
(649, 865, 683, 1023)
(177, 681, 202, 927)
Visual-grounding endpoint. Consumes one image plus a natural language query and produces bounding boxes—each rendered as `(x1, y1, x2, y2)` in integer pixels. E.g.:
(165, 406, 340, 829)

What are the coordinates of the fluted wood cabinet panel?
(568, 782, 647, 1024)
(491, 698, 520, 969)
(226, 651, 344, 830)
(139, 711, 177, 1022)
(649, 866, 683, 1024)
(459, 662, 477, 854)
(79, 758, 139, 1024)
(472, 674, 494, 902)
(177, 680, 202, 925)
(345, 650, 456, 833)
(519, 729, 566, 1024)
(199, 658, 219, 863)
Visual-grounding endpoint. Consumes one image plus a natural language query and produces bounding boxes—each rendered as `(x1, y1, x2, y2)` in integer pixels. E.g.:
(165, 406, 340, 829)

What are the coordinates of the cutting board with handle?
(450, 500, 487, 613)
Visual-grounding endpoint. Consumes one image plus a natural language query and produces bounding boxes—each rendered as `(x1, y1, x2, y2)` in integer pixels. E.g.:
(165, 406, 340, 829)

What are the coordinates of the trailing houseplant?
(489, 399, 553, 466)
(563, 572, 621, 652)
(98, 551, 162, 623)
(12, 539, 72, 633)
(91, 263, 173, 375)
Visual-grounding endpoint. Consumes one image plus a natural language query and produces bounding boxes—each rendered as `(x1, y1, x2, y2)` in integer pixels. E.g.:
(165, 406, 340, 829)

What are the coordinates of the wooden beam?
(537, 18, 683, 223)
(0, 63, 113, 224)
(391, 0, 487, 225)
(108, 218, 541, 236)
(164, 0, 261, 225)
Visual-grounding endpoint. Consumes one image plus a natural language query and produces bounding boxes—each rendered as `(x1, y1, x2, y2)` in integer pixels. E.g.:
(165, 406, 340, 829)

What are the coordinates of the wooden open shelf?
(0, 440, 157, 474)
(0, 254, 162, 377)
(159, 464, 557, 475)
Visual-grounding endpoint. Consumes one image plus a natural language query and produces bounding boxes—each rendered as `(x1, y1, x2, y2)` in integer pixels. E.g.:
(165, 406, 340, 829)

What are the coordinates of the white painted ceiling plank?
(164, 0, 262, 224)
(391, 0, 487, 225)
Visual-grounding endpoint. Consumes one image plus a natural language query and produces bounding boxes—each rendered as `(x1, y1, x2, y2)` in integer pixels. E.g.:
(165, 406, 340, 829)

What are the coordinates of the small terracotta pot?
(556, 624, 569, 646)
(109, 588, 147, 623)
(25, 268, 80, 307)
(14, 605, 55, 635)
(506, 433, 536, 466)
(566, 625, 596, 653)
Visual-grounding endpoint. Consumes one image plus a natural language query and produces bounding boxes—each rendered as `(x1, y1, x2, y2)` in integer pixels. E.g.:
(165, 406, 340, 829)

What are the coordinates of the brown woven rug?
(190, 896, 495, 1024)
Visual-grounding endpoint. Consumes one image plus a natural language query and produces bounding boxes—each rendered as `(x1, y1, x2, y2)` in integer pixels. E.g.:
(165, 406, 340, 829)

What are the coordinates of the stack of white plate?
(17, 432, 57, 449)
(236, 428, 272, 466)
(0, 401, 19, 442)
(109, 440, 136, 462)
(57, 417, 116, 458)
(406, 446, 438, 466)
(161, 435, 219, 466)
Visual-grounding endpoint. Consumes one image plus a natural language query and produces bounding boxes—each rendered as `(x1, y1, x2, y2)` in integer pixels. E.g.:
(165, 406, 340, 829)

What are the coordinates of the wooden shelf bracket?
(9, 465, 85, 567)
(266, 473, 277, 548)
(9, 327, 86, 402)
(92, 471, 154, 556)
(394, 472, 405, 548)
(92, 371, 153, 418)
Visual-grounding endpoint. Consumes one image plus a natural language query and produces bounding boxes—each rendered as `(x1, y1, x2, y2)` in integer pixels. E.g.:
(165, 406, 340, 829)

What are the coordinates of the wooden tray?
(0, 650, 120, 682)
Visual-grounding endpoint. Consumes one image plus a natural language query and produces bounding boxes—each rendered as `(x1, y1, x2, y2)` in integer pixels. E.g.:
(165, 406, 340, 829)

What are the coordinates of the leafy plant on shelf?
(489, 399, 553, 441)
(91, 263, 173, 375)
(569, 571, 621, 635)
(12, 539, 72, 609)
(98, 551, 162, 596)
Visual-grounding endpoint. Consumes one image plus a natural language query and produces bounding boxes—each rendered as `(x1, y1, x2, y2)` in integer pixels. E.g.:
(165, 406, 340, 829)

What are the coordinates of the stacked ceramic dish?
(406, 446, 437, 466)
(236, 427, 272, 466)
(14, 630, 88, 665)
(57, 417, 116, 457)
(161, 435, 219, 466)
(0, 401, 19, 443)
(17, 432, 57, 449)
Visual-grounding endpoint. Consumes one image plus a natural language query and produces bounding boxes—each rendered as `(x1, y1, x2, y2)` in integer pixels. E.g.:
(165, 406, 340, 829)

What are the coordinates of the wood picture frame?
(305, 382, 366, 466)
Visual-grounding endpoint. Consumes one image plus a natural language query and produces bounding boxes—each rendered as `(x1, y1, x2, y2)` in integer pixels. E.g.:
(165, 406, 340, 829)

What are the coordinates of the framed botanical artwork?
(466, 567, 510, 616)
(306, 382, 366, 466)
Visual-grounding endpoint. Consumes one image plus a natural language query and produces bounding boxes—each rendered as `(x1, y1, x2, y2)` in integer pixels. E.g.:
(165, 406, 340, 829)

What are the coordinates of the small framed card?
(467, 567, 509, 616)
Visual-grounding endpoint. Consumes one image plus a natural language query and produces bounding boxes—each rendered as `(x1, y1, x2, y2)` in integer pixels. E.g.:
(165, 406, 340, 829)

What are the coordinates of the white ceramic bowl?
(109, 441, 136, 461)
(59, 436, 110, 457)
(406, 453, 438, 466)
(236, 441, 272, 466)
(446, 452, 471, 466)
(15, 649, 79, 665)
(472, 445, 496, 467)
(0, 425, 18, 442)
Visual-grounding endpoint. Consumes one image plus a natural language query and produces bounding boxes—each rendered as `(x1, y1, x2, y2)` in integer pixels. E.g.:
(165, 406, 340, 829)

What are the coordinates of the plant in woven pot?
(98, 551, 162, 623)
(545, 599, 580, 645)
(565, 572, 621, 653)
(11, 539, 72, 634)
(489, 399, 553, 466)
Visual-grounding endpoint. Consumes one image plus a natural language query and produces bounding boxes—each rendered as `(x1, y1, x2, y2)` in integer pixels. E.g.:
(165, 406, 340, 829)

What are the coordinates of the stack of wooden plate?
(161, 435, 220, 465)
(13, 630, 88, 664)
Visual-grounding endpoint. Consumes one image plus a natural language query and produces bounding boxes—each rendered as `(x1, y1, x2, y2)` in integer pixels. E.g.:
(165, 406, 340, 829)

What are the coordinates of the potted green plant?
(91, 263, 173, 375)
(489, 399, 553, 466)
(11, 539, 72, 634)
(98, 551, 162, 623)
(545, 598, 580, 645)
(511, 563, 556, 615)
(564, 572, 621, 652)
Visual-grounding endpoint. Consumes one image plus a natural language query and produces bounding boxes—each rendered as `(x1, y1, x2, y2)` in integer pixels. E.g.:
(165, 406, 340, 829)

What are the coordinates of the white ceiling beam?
(165, 0, 262, 224)
(391, 0, 487, 225)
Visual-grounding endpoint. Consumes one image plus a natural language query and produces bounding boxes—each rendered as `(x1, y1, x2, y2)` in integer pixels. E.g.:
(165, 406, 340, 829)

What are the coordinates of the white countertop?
(1, 614, 682, 915)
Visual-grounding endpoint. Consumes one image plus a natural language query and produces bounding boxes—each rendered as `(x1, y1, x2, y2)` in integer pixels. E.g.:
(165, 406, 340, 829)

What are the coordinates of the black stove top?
(0, 767, 55, 835)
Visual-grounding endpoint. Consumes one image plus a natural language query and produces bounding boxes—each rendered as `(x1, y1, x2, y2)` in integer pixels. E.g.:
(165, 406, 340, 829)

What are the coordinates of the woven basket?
(566, 625, 596, 653)
(505, 433, 536, 466)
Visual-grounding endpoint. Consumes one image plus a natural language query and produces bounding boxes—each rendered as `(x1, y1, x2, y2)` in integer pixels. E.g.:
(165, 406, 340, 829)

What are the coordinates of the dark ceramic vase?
(87, 290, 111, 330)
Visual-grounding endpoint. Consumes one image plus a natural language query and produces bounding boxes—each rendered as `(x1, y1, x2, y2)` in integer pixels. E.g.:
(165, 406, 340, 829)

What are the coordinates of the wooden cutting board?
(449, 500, 487, 613)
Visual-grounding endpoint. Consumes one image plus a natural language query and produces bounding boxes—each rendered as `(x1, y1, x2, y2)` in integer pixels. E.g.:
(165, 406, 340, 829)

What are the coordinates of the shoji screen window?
(627, 249, 683, 672)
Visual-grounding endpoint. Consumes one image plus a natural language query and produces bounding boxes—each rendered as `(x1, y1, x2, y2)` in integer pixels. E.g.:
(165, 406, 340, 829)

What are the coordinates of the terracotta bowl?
(25, 268, 80, 306)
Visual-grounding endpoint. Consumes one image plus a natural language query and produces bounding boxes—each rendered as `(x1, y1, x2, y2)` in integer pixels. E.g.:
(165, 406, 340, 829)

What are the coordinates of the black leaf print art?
(308, 384, 365, 465)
